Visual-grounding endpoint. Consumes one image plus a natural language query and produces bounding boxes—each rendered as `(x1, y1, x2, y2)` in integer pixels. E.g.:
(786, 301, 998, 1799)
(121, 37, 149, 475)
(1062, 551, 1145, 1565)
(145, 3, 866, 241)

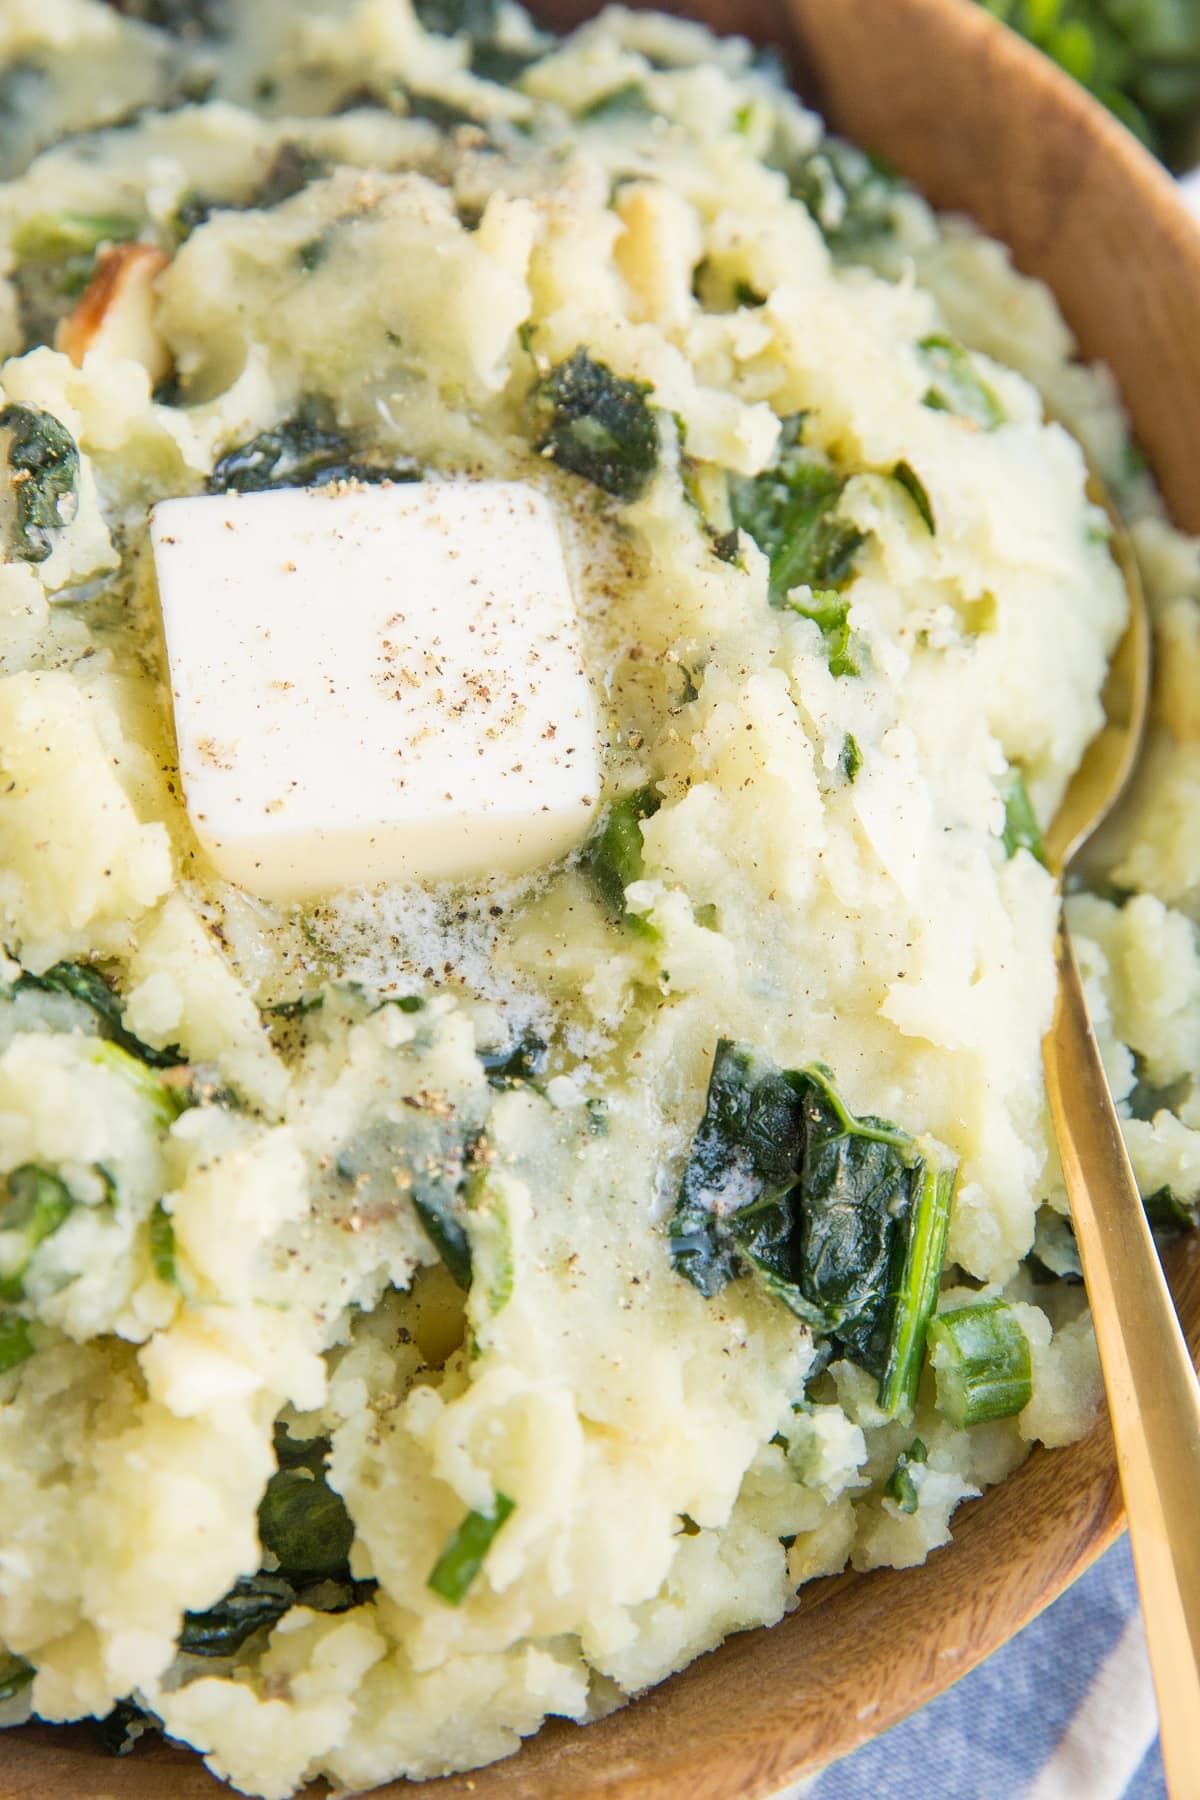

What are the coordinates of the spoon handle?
(1043, 927, 1200, 1799)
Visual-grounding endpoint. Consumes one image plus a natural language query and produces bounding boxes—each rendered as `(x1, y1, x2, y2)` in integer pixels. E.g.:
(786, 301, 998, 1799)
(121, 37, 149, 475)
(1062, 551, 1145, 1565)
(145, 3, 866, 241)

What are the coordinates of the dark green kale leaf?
(532, 350, 658, 502)
(333, 1112, 482, 1290)
(95, 1699, 161, 1757)
(258, 1465, 355, 1582)
(1144, 1184, 1200, 1236)
(669, 1042, 807, 1298)
(578, 83, 656, 122)
(1, 404, 80, 563)
(582, 787, 661, 921)
(478, 1029, 549, 1089)
(0, 1313, 35, 1373)
(729, 416, 864, 606)
(670, 1043, 955, 1413)
(208, 399, 420, 493)
(178, 1573, 296, 1657)
(16, 960, 185, 1068)
(0, 1652, 34, 1703)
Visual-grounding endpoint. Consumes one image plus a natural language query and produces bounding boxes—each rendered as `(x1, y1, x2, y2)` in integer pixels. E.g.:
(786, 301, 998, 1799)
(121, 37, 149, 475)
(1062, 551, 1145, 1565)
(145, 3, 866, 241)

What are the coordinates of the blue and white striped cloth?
(775, 1535, 1162, 1799)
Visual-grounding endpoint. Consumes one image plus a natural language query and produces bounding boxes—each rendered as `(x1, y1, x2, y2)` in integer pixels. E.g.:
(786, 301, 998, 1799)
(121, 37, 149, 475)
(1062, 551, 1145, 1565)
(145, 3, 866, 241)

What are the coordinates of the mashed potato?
(0, 3, 1195, 1795)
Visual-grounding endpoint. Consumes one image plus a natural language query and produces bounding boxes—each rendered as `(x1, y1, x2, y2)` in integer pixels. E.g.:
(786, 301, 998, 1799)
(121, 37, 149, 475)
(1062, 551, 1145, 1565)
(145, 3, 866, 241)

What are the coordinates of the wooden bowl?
(10, 2, 1200, 1795)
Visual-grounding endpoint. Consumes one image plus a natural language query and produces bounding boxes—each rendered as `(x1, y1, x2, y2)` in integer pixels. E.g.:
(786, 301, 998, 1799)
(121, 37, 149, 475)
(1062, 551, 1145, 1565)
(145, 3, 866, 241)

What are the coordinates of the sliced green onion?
(878, 1159, 957, 1416)
(149, 1202, 177, 1287)
(928, 1297, 1032, 1427)
(1000, 767, 1046, 864)
(427, 1493, 515, 1605)
(892, 460, 935, 532)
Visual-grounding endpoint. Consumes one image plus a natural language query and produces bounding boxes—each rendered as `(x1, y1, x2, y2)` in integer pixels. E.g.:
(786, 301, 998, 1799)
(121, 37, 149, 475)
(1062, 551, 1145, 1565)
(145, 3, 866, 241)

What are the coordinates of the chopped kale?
(0, 1653, 34, 1704)
(0, 1165, 74, 1302)
(479, 1029, 549, 1089)
(1144, 1184, 1200, 1236)
(729, 416, 864, 606)
(999, 767, 1046, 863)
(884, 1437, 928, 1513)
(533, 350, 658, 502)
(427, 1492, 515, 1604)
(892, 460, 935, 532)
(776, 138, 907, 253)
(334, 1113, 482, 1291)
(0, 1314, 35, 1374)
(840, 733, 862, 782)
(919, 335, 1007, 430)
(258, 1466, 355, 1582)
(582, 787, 661, 920)
(95, 1699, 161, 1757)
(17, 960, 185, 1068)
(208, 399, 420, 494)
(928, 1297, 1032, 1426)
(178, 1573, 295, 1657)
(1, 403, 80, 564)
(669, 1043, 955, 1414)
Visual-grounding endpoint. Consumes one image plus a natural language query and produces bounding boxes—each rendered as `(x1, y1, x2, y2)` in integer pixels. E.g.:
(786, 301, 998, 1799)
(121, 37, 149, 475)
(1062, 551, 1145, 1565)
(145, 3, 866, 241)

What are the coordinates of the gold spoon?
(1041, 481, 1200, 1798)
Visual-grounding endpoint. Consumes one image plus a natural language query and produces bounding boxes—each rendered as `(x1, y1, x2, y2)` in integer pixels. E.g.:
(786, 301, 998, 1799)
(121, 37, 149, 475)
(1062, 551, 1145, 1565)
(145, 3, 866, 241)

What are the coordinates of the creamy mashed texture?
(0, 2, 1197, 1795)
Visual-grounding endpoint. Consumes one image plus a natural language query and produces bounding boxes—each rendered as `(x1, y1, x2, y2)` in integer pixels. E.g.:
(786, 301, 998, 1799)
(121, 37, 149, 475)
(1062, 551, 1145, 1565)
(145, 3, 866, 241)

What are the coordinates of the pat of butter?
(150, 480, 599, 900)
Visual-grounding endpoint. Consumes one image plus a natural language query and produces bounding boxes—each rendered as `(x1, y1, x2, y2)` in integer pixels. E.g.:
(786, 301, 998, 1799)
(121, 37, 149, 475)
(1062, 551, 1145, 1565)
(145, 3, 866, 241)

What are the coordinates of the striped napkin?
(774, 1535, 1162, 1800)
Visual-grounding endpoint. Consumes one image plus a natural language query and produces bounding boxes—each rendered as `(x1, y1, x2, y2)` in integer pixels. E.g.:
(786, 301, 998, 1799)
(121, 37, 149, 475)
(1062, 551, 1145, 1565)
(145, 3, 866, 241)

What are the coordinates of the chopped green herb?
(892, 460, 935, 532)
(258, 1466, 355, 1582)
(1, 403, 79, 564)
(533, 349, 658, 502)
(209, 398, 420, 494)
(928, 1297, 1032, 1427)
(427, 1492, 515, 1604)
(178, 1573, 295, 1657)
(0, 1653, 34, 1704)
(148, 1203, 177, 1287)
(919, 335, 1006, 430)
(17, 960, 185, 1068)
(265, 994, 325, 1020)
(0, 1313, 35, 1373)
(669, 1043, 955, 1415)
(839, 733, 862, 782)
(884, 1437, 928, 1513)
(582, 787, 661, 920)
(0, 1165, 74, 1302)
(1000, 767, 1046, 863)
(729, 417, 864, 605)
